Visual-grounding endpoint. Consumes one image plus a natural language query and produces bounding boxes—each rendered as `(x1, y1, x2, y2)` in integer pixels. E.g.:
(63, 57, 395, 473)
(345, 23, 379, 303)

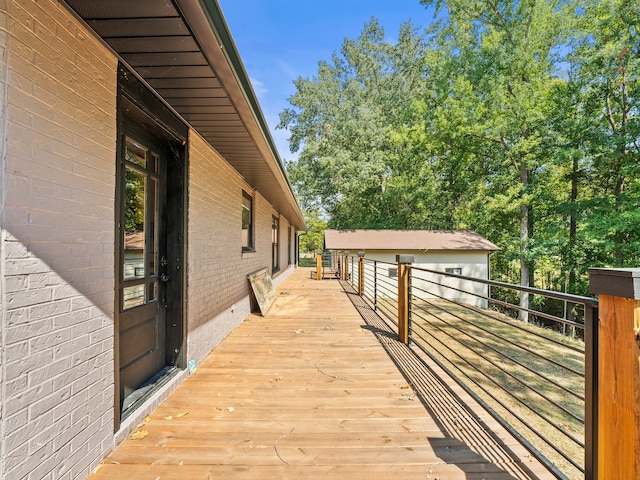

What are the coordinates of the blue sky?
(217, 1, 437, 162)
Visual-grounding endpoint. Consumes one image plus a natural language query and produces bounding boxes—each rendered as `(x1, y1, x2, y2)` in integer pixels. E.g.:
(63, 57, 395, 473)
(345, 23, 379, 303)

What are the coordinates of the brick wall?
(186, 132, 296, 365)
(0, 1, 117, 479)
(0, 1, 301, 478)
(1, 6, 8, 480)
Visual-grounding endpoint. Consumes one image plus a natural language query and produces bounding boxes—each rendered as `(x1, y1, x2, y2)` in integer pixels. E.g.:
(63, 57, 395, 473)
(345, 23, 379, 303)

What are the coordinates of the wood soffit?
(62, 0, 306, 230)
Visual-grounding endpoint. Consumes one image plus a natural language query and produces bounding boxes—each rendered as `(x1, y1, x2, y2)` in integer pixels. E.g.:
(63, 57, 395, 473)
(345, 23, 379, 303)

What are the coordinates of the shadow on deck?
(89, 267, 553, 479)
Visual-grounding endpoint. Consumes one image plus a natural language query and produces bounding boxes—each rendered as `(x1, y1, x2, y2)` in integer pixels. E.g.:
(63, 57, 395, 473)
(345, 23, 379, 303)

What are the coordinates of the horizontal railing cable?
(410, 323, 581, 477)
(411, 300, 585, 425)
(412, 266, 598, 308)
(410, 312, 585, 475)
(411, 272, 586, 352)
(342, 256, 592, 478)
(409, 283, 585, 379)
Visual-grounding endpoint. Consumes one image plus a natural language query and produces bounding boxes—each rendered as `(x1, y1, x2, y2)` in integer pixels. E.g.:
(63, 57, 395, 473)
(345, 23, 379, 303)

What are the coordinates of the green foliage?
(280, 19, 432, 229)
(282, 1, 640, 295)
(125, 168, 145, 233)
(297, 210, 328, 253)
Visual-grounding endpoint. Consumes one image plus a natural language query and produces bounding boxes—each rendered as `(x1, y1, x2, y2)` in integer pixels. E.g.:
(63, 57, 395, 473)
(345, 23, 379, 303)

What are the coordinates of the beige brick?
(1, 2, 117, 478)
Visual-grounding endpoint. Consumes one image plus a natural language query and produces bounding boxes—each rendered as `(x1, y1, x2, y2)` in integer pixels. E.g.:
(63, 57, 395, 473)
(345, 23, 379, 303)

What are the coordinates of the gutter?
(189, 0, 306, 230)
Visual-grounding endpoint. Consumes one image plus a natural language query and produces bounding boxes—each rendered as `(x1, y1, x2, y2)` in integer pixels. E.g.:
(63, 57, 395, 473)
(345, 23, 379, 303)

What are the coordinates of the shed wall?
(363, 250, 490, 307)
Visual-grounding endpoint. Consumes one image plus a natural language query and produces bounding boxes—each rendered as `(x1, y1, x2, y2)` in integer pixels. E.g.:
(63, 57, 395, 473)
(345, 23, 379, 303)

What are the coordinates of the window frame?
(241, 190, 254, 252)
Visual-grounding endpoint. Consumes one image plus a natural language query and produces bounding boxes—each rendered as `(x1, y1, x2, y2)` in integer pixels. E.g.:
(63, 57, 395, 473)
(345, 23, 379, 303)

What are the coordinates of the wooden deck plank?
(93, 464, 519, 480)
(88, 268, 554, 479)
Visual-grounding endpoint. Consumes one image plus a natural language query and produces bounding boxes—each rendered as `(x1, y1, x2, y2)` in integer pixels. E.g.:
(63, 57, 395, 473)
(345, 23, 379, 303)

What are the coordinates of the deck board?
(89, 268, 554, 479)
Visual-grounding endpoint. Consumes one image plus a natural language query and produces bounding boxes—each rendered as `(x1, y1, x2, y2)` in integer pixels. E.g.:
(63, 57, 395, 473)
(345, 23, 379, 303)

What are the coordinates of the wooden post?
(397, 255, 414, 344)
(316, 253, 322, 281)
(373, 260, 378, 310)
(589, 268, 640, 480)
(357, 252, 365, 296)
(343, 251, 350, 281)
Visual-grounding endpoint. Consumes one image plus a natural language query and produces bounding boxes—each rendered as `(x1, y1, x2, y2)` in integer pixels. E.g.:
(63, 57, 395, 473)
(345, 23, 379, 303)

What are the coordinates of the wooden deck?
(89, 267, 554, 479)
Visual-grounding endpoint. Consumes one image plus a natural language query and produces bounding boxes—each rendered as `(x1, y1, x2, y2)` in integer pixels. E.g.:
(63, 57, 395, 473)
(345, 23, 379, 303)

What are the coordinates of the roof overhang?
(62, 0, 306, 231)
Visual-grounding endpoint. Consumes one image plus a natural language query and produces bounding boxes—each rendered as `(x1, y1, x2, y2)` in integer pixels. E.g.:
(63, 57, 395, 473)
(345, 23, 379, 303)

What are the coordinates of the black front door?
(117, 131, 169, 415)
(115, 63, 187, 427)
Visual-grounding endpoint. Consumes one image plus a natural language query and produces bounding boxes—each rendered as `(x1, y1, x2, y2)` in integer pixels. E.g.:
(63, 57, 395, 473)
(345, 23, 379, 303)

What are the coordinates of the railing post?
(583, 302, 598, 480)
(343, 251, 350, 281)
(589, 268, 640, 480)
(397, 255, 414, 344)
(373, 260, 378, 311)
(316, 252, 322, 281)
(357, 252, 365, 296)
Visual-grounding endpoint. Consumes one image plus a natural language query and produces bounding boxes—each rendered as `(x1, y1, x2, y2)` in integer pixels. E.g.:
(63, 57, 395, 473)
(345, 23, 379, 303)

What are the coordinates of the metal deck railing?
(345, 255, 598, 480)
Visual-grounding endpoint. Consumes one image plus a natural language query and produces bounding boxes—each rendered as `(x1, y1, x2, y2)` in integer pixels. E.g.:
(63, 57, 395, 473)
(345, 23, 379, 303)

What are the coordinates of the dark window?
(445, 267, 462, 275)
(388, 267, 398, 278)
(242, 191, 253, 251)
(272, 215, 279, 273)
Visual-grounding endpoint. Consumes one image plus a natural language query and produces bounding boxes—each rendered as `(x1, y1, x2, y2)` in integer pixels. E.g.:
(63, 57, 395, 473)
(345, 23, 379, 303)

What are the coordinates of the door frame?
(114, 63, 188, 430)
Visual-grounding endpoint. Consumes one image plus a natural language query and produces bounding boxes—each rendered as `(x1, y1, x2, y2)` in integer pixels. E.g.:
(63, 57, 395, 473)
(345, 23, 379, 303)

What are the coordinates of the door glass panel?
(148, 177, 157, 275)
(123, 285, 145, 309)
(126, 138, 147, 168)
(124, 166, 146, 282)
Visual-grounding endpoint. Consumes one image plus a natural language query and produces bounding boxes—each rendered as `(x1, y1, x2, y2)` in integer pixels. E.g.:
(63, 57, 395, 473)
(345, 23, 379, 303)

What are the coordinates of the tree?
(298, 210, 327, 254)
(568, 0, 640, 268)
(282, 0, 639, 301)
(280, 19, 431, 229)
(419, 0, 578, 319)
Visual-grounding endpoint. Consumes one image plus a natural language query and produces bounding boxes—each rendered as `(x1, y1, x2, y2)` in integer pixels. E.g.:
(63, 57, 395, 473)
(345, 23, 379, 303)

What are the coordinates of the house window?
(242, 191, 253, 251)
(272, 215, 280, 273)
(445, 267, 462, 275)
(388, 267, 398, 278)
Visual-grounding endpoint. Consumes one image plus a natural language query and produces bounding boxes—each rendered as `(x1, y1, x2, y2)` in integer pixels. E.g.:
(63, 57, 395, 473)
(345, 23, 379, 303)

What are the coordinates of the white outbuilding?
(324, 229, 500, 307)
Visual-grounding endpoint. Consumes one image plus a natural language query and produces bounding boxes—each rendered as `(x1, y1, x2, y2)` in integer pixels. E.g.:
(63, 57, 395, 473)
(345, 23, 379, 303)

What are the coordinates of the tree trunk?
(566, 155, 579, 337)
(614, 173, 625, 266)
(519, 160, 530, 323)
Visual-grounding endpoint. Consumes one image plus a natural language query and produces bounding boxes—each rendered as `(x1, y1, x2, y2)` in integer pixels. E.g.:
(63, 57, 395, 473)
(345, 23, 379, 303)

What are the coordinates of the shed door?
(117, 131, 168, 414)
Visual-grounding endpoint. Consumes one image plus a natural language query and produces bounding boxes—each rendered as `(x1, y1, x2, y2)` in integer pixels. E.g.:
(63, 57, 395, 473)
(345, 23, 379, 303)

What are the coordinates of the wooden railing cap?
(589, 267, 640, 299)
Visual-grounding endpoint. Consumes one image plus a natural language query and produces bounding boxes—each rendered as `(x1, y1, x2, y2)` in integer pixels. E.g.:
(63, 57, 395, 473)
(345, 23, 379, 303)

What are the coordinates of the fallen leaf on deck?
(130, 430, 148, 440)
(136, 416, 151, 428)
(175, 412, 189, 418)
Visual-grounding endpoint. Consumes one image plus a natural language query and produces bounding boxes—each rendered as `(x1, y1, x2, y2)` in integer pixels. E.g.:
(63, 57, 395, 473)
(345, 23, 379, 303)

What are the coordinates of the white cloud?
(249, 76, 268, 99)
